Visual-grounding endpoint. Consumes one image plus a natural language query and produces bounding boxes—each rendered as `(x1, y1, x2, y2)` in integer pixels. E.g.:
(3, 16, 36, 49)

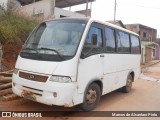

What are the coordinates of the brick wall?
(125, 25, 138, 34)
(139, 25, 157, 42)
(125, 24, 157, 42)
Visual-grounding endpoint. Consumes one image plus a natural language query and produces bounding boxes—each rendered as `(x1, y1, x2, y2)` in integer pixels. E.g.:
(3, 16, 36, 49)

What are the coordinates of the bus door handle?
(100, 54, 104, 57)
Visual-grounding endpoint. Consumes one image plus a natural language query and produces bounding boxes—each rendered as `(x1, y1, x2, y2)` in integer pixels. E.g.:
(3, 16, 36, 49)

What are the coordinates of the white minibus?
(12, 18, 141, 111)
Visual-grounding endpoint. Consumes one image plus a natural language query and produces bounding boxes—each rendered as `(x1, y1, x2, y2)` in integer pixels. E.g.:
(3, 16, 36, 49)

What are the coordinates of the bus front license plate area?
(21, 90, 36, 101)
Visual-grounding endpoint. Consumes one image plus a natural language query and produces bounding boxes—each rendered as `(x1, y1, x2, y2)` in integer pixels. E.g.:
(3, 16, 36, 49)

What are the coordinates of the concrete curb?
(141, 60, 160, 69)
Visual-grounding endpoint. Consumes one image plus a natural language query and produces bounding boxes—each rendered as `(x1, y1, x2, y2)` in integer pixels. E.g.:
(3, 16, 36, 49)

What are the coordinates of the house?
(125, 24, 158, 64)
(1, 0, 95, 19)
(156, 38, 160, 60)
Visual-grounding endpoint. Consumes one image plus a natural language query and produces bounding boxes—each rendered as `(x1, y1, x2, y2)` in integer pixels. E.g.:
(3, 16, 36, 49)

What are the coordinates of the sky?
(0, 0, 160, 37)
(69, 0, 160, 37)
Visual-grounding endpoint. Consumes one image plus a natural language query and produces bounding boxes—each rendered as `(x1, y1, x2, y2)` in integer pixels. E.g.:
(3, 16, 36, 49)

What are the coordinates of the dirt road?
(0, 62, 160, 120)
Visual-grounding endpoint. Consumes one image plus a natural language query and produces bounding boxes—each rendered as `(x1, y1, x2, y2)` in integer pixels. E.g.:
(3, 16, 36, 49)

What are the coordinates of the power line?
(118, 2, 160, 10)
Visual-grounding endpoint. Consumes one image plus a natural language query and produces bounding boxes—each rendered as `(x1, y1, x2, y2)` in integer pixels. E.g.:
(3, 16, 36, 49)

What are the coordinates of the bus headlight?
(49, 76, 71, 83)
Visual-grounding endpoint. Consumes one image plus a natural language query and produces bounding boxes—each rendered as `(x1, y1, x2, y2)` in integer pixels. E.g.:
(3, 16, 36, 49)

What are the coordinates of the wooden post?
(0, 77, 12, 83)
(0, 88, 12, 96)
(0, 82, 12, 90)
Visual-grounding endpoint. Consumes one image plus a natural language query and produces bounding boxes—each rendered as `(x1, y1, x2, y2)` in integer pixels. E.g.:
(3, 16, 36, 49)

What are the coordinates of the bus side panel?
(102, 54, 141, 94)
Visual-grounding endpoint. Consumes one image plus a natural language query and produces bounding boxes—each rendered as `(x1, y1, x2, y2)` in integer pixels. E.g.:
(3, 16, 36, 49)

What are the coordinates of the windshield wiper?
(23, 47, 40, 55)
(38, 47, 64, 60)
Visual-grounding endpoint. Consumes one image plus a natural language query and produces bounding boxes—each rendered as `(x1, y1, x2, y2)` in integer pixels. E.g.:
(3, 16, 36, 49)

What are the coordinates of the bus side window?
(116, 31, 130, 53)
(82, 26, 103, 57)
(105, 27, 116, 52)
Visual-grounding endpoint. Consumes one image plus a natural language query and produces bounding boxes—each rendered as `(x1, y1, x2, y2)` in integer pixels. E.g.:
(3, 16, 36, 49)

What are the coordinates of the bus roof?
(44, 17, 139, 36)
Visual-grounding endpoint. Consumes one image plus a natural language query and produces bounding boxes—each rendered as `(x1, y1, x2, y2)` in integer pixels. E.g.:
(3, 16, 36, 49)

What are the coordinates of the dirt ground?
(2, 43, 22, 70)
(0, 62, 160, 120)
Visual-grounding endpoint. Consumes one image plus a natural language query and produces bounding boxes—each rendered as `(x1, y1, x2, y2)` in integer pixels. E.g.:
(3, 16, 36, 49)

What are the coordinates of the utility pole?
(114, 0, 117, 22)
(50, 0, 55, 17)
(86, 0, 88, 17)
(90, 2, 92, 16)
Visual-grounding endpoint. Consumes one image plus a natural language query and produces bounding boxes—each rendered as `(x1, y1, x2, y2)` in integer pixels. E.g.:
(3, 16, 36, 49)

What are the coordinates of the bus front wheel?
(80, 83, 101, 111)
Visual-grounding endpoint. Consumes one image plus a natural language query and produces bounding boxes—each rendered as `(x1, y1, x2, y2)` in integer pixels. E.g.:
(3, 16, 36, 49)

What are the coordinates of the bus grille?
(19, 71, 48, 82)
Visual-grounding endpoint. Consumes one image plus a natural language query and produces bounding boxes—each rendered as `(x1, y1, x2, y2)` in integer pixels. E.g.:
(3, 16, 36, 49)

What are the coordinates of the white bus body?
(12, 18, 141, 111)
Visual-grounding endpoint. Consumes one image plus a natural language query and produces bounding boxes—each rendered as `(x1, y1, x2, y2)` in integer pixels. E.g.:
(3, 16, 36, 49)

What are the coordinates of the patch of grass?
(0, 8, 41, 70)
(0, 9, 40, 44)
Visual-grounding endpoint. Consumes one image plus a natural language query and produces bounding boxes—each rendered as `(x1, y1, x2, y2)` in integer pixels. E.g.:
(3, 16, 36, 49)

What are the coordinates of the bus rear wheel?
(80, 83, 101, 111)
(122, 74, 133, 93)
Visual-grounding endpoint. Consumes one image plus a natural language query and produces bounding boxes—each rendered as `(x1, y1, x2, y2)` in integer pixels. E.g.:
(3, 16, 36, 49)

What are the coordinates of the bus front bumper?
(12, 74, 77, 107)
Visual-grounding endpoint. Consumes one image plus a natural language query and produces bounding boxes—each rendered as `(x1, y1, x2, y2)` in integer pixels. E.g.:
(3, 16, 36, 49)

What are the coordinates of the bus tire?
(122, 74, 133, 93)
(80, 83, 101, 111)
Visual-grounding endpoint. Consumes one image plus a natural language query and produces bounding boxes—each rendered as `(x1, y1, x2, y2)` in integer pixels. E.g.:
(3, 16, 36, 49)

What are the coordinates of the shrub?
(0, 8, 40, 70)
(0, 9, 40, 44)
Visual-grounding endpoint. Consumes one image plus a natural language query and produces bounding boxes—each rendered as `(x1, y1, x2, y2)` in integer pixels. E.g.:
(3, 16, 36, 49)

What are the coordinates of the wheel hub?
(127, 78, 132, 89)
(86, 89, 97, 105)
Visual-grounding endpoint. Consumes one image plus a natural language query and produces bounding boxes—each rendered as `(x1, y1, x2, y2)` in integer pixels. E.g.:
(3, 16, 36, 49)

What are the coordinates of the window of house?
(131, 35, 140, 54)
(116, 31, 130, 53)
(105, 27, 116, 52)
(143, 32, 146, 38)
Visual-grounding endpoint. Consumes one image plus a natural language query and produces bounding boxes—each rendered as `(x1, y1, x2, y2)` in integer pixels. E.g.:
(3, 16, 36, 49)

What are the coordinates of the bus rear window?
(131, 35, 141, 54)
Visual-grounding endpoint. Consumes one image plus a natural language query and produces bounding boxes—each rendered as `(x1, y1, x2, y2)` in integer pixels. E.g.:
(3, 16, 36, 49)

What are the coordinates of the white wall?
(0, 0, 8, 10)
(54, 7, 85, 18)
(18, 0, 52, 18)
(17, 0, 85, 19)
(0, 0, 21, 10)
(9, 0, 21, 8)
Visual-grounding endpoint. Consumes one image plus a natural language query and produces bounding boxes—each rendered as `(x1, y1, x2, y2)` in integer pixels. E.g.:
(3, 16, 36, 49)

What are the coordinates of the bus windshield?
(21, 19, 86, 61)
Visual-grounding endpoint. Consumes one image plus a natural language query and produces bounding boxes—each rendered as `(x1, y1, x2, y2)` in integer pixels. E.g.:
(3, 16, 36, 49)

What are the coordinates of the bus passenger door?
(102, 27, 119, 94)
(77, 23, 104, 94)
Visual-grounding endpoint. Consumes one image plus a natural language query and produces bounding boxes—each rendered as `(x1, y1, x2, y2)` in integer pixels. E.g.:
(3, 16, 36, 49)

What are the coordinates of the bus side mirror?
(91, 34, 97, 45)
